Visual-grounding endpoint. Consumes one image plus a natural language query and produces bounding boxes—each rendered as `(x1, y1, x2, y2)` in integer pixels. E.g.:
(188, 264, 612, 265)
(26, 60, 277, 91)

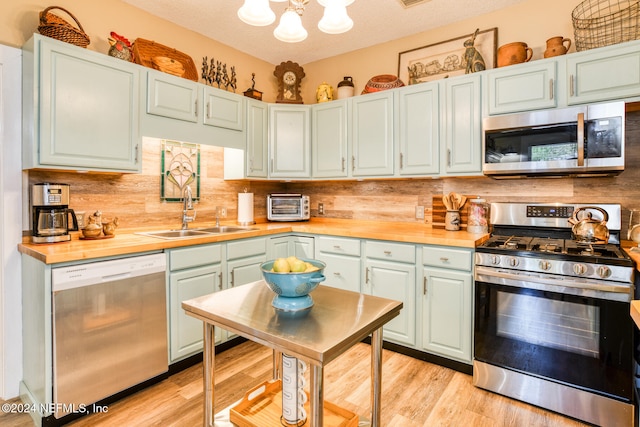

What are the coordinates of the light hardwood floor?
(0, 341, 589, 426)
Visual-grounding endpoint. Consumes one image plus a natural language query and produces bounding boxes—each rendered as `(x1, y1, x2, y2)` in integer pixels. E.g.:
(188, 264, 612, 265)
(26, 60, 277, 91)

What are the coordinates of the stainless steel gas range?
(473, 202, 635, 427)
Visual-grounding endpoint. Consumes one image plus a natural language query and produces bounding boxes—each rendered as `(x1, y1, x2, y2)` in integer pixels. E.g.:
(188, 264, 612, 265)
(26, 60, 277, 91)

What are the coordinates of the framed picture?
(398, 28, 498, 85)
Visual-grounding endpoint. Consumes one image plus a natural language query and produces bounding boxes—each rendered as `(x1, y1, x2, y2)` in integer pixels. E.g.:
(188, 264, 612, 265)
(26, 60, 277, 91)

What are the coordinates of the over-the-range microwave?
(482, 101, 625, 178)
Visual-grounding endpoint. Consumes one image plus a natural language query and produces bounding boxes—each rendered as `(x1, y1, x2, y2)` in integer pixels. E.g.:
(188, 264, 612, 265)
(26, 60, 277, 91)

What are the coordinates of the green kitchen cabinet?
(567, 39, 640, 105)
(269, 104, 311, 178)
(141, 69, 245, 149)
(314, 236, 361, 293)
(351, 91, 395, 177)
(168, 244, 224, 362)
(312, 99, 349, 178)
(363, 240, 416, 346)
(397, 82, 440, 176)
(22, 34, 141, 172)
(245, 98, 269, 178)
(420, 245, 473, 364)
(268, 235, 315, 259)
(440, 74, 482, 176)
(485, 59, 558, 115)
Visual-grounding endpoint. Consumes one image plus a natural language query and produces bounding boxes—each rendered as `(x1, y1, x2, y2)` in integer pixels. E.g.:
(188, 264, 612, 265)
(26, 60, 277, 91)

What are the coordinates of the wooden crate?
(230, 380, 358, 427)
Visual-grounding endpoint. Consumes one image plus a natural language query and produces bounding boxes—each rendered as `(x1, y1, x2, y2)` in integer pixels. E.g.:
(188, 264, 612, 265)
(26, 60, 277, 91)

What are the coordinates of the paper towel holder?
(237, 190, 255, 226)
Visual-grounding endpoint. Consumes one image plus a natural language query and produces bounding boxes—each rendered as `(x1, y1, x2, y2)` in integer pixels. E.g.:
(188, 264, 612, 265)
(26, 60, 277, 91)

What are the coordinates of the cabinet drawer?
(227, 237, 267, 260)
(422, 246, 472, 271)
(316, 236, 361, 256)
(366, 241, 415, 263)
(169, 244, 222, 271)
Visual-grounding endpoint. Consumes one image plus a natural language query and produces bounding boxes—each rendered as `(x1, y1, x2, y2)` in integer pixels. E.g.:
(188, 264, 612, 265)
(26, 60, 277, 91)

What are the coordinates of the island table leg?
(309, 362, 324, 427)
(371, 327, 383, 427)
(203, 323, 215, 427)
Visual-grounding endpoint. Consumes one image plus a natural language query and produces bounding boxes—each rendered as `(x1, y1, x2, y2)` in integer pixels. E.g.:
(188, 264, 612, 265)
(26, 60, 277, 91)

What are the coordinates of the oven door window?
(475, 282, 633, 401)
(271, 199, 300, 215)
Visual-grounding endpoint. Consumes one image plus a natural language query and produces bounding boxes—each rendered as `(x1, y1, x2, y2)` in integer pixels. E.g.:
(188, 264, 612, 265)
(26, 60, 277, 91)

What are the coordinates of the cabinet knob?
(440, 257, 449, 262)
(384, 250, 392, 256)
(333, 272, 342, 277)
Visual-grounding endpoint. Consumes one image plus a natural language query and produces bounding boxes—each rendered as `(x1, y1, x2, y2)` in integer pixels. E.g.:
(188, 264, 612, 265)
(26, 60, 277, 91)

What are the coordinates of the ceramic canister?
(337, 76, 354, 99)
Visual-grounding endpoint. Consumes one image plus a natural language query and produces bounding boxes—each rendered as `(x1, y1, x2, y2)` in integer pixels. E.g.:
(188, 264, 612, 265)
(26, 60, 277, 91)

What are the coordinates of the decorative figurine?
(464, 28, 486, 74)
(229, 66, 237, 92)
(244, 73, 263, 100)
(108, 31, 133, 62)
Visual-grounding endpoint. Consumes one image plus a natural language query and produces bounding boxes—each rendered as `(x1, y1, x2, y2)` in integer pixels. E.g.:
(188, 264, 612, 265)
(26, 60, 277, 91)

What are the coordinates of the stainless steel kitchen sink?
(136, 226, 257, 239)
(196, 226, 257, 233)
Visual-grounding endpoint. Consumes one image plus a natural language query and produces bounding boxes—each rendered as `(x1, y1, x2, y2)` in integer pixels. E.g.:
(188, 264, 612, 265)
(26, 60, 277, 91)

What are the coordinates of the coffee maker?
(31, 183, 78, 243)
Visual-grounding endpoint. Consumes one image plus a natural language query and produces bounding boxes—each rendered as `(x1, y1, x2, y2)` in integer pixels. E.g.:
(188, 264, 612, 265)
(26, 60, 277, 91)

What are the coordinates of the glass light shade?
(318, 3, 353, 34)
(238, 0, 276, 26)
(274, 9, 308, 43)
(317, 0, 355, 6)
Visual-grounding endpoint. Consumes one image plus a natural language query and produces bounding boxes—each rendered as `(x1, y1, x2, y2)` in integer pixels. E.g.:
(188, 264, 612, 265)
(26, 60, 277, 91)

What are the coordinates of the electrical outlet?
(318, 203, 324, 215)
(415, 206, 425, 220)
(220, 207, 227, 218)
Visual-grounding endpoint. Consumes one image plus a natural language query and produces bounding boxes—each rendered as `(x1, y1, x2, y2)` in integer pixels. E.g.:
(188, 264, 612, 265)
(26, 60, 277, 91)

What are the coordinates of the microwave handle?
(577, 112, 585, 166)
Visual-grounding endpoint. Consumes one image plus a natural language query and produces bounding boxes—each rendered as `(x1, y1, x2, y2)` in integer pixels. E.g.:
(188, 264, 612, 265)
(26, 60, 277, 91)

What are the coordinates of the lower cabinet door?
(364, 259, 416, 346)
(169, 264, 223, 362)
(421, 267, 472, 363)
(315, 252, 361, 293)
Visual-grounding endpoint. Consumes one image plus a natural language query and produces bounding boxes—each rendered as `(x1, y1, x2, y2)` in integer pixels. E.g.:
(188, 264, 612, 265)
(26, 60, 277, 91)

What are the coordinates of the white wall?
(0, 44, 23, 399)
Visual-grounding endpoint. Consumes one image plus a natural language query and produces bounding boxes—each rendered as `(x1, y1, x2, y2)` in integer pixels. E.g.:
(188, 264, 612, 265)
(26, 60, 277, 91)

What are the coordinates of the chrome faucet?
(181, 185, 196, 229)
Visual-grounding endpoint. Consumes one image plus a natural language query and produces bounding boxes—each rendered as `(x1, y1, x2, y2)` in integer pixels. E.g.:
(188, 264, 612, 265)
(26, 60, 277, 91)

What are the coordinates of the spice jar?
(467, 197, 489, 234)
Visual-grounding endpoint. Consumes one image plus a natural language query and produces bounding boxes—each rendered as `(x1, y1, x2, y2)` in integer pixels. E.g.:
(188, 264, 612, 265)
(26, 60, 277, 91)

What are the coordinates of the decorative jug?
(497, 42, 533, 67)
(337, 76, 355, 99)
(316, 82, 333, 103)
(544, 36, 571, 58)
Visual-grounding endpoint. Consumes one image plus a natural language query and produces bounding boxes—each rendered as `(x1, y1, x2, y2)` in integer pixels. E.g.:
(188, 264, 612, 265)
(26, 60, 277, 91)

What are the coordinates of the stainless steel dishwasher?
(51, 252, 168, 418)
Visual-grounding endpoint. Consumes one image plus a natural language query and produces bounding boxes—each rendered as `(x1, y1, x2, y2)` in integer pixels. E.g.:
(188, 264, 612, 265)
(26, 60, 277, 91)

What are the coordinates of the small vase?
(497, 42, 533, 67)
(544, 36, 571, 58)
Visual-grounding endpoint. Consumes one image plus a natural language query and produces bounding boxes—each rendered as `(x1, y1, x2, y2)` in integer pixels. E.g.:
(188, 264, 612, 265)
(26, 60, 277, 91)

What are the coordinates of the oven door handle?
(475, 266, 631, 302)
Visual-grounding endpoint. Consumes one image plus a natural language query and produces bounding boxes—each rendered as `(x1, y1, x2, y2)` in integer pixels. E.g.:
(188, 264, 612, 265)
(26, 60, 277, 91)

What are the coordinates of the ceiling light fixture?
(238, 0, 355, 43)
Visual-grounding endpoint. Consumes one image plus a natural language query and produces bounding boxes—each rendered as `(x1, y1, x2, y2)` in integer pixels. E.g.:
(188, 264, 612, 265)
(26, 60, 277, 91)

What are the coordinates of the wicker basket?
(132, 38, 197, 81)
(572, 0, 640, 51)
(37, 6, 90, 48)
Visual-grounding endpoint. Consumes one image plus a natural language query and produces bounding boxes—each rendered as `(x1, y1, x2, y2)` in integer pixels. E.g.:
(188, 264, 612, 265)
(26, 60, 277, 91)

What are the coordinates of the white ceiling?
(122, 0, 528, 65)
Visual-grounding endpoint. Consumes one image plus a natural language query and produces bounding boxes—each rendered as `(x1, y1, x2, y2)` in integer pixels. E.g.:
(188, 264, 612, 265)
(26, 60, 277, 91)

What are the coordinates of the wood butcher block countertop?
(18, 218, 489, 265)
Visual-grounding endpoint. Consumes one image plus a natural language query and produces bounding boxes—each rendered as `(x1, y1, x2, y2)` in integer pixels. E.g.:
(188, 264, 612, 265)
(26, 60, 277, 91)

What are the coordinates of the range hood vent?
(397, 0, 430, 8)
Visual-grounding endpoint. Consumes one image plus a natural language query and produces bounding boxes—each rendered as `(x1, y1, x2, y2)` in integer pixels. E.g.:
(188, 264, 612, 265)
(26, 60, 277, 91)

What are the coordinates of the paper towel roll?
(237, 193, 254, 225)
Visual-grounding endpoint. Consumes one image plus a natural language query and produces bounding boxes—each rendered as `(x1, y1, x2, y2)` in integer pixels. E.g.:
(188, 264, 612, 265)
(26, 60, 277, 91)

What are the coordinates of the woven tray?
(132, 38, 197, 81)
(230, 380, 358, 427)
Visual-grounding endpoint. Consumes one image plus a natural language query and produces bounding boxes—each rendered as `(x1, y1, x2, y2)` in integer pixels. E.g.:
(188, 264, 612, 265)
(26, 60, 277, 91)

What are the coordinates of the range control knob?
(538, 260, 552, 271)
(573, 263, 587, 275)
(490, 255, 500, 265)
(597, 266, 612, 279)
(508, 257, 519, 267)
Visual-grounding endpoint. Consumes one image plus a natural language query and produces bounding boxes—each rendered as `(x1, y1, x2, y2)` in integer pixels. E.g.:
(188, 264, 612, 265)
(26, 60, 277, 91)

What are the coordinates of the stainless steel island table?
(182, 280, 403, 427)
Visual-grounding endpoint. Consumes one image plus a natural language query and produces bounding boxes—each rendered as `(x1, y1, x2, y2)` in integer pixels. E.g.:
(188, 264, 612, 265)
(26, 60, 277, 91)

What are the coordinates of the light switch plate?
(415, 206, 424, 219)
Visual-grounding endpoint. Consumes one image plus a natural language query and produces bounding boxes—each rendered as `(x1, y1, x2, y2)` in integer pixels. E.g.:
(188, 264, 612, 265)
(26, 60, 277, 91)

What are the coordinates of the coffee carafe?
(31, 183, 78, 243)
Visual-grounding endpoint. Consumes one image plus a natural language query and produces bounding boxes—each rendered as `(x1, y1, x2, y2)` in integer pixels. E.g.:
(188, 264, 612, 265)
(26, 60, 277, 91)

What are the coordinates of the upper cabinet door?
(245, 98, 268, 178)
(441, 74, 482, 175)
(269, 105, 311, 178)
(567, 40, 640, 105)
(397, 83, 440, 176)
(352, 91, 394, 177)
(26, 34, 141, 172)
(486, 60, 557, 115)
(203, 87, 244, 131)
(146, 71, 198, 122)
(312, 100, 349, 178)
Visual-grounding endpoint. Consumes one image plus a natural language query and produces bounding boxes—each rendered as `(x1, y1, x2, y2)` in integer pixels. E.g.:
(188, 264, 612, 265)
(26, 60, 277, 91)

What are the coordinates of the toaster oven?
(267, 194, 310, 222)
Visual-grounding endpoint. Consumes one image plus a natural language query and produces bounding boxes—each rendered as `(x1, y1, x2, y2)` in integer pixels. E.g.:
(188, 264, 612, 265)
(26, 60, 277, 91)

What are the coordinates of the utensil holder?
(445, 210, 461, 231)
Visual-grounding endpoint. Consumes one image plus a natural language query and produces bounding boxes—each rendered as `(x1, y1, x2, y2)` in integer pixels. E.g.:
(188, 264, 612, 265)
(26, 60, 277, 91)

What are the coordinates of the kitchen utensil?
(260, 259, 326, 311)
(568, 206, 610, 243)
